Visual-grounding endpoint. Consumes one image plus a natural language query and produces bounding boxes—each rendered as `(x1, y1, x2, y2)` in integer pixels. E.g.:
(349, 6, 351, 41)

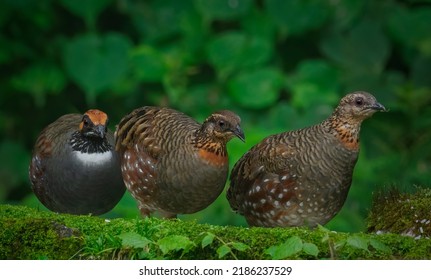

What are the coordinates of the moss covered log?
(367, 187, 431, 239)
(0, 204, 430, 260)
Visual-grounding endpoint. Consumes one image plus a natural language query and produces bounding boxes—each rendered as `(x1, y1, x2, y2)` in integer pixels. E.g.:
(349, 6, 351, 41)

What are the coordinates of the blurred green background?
(1, 0, 430, 232)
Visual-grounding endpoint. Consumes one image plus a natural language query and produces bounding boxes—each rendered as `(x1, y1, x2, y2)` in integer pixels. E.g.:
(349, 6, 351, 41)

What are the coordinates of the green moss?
(1, 204, 430, 259)
(367, 187, 431, 239)
(0, 218, 82, 259)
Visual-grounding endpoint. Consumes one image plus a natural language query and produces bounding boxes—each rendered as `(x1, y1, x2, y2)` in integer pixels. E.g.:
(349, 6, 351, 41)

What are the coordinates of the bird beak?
(233, 125, 245, 142)
(93, 125, 106, 138)
(370, 102, 387, 112)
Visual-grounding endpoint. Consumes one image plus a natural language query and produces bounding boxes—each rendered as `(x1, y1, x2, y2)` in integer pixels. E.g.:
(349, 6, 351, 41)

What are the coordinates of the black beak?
(370, 102, 387, 112)
(233, 125, 245, 142)
(93, 125, 106, 139)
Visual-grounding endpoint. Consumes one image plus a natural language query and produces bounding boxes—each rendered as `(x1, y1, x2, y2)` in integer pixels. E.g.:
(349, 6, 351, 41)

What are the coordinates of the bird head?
(203, 110, 245, 143)
(79, 109, 109, 139)
(336, 91, 386, 121)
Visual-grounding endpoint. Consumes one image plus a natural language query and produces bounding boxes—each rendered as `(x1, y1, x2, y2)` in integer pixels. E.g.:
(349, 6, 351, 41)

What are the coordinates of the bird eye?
(82, 117, 90, 127)
(218, 120, 225, 127)
(354, 97, 364, 106)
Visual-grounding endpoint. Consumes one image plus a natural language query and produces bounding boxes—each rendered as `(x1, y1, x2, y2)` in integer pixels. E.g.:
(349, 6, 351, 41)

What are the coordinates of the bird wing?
(115, 107, 199, 159)
(29, 114, 81, 206)
(115, 107, 160, 158)
(228, 134, 298, 213)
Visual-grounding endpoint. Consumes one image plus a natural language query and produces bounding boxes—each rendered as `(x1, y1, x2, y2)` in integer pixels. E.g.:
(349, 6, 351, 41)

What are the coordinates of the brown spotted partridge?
(29, 109, 126, 215)
(115, 106, 244, 218)
(227, 92, 386, 228)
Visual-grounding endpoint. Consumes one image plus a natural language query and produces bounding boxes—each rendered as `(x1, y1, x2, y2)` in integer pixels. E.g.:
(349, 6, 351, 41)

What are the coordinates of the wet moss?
(367, 187, 431, 239)
(0, 217, 82, 259)
(1, 204, 430, 260)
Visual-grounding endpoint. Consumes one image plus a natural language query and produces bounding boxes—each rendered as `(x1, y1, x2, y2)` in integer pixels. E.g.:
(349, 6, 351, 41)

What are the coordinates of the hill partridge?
(115, 106, 244, 218)
(29, 109, 126, 215)
(227, 92, 386, 228)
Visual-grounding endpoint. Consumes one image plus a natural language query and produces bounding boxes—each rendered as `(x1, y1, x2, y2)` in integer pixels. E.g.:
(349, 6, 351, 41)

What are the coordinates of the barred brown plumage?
(227, 92, 386, 228)
(115, 106, 245, 218)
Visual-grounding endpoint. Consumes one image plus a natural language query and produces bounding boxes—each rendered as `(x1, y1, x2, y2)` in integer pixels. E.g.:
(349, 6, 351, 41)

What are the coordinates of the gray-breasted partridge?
(29, 109, 126, 215)
(115, 106, 244, 218)
(227, 92, 386, 228)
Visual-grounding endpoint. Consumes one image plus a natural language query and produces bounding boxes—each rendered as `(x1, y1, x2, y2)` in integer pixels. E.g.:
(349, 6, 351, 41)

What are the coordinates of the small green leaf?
(317, 224, 332, 234)
(320, 19, 389, 75)
(265, 236, 303, 260)
(411, 55, 431, 87)
(118, 232, 151, 249)
(334, 240, 346, 250)
(60, 0, 112, 28)
(63, 33, 131, 103)
(346, 236, 369, 252)
(302, 242, 319, 257)
(207, 32, 272, 79)
(0, 141, 31, 187)
(331, 0, 365, 30)
(201, 233, 215, 249)
(231, 242, 249, 252)
(11, 63, 66, 107)
(369, 239, 392, 254)
(195, 0, 253, 20)
(387, 7, 431, 55)
(287, 59, 339, 109)
(265, 0, 330, 36)
(157, 235, 194, 255)
(60, 0, 112, 18)
(131, 45, 167, 82)
(217, 244, 232, 259)
(229, 67, 283, 109)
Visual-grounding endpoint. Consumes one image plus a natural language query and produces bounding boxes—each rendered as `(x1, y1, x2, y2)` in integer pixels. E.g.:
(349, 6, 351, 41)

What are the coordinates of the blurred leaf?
(63, 33, 131, 104)
(229, 67, 283, 109)
(60, 0, 112, 28)
(11, 63, 66, 107)
(387, 7, 431, 56)
(179, 9, 208, 60)
(264, 101, 301, 130)
(216, 244, 231, 258)
(231, 242, 249, 252)
(302, 242, 319, 257)
(131, 45, 167, 82)
(201, 232, 215, 248)
(265, 0, 330, 36)
(118, 232, 151, 249)
(157, 235, 194, 255)
(321, 20, 390, 75)
(328, 0, 364, 30)
(195, 0, 253, 20)
(241, 9, 276, 41)
(346, 236, 369, 252)
(411, 55, 431, 87)
(369, 238, 392, 254)
(207, 32, 272, 79)
(128, 0, 193, 42)
(287, 59, 339, 109)
(265, 236, 303, 259)
(0, 141, 30, 196)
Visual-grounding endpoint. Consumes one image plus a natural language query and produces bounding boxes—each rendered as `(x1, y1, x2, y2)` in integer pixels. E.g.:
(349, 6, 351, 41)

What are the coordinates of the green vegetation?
(1, 204, 431, 260)
(368, 187, 431, 238)
(1, 0, 431, 234)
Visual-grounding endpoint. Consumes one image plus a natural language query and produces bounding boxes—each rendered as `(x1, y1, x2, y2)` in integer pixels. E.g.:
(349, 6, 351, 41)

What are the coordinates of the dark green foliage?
(0, 0, 430, 233)
(1, 205, 431, 260)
